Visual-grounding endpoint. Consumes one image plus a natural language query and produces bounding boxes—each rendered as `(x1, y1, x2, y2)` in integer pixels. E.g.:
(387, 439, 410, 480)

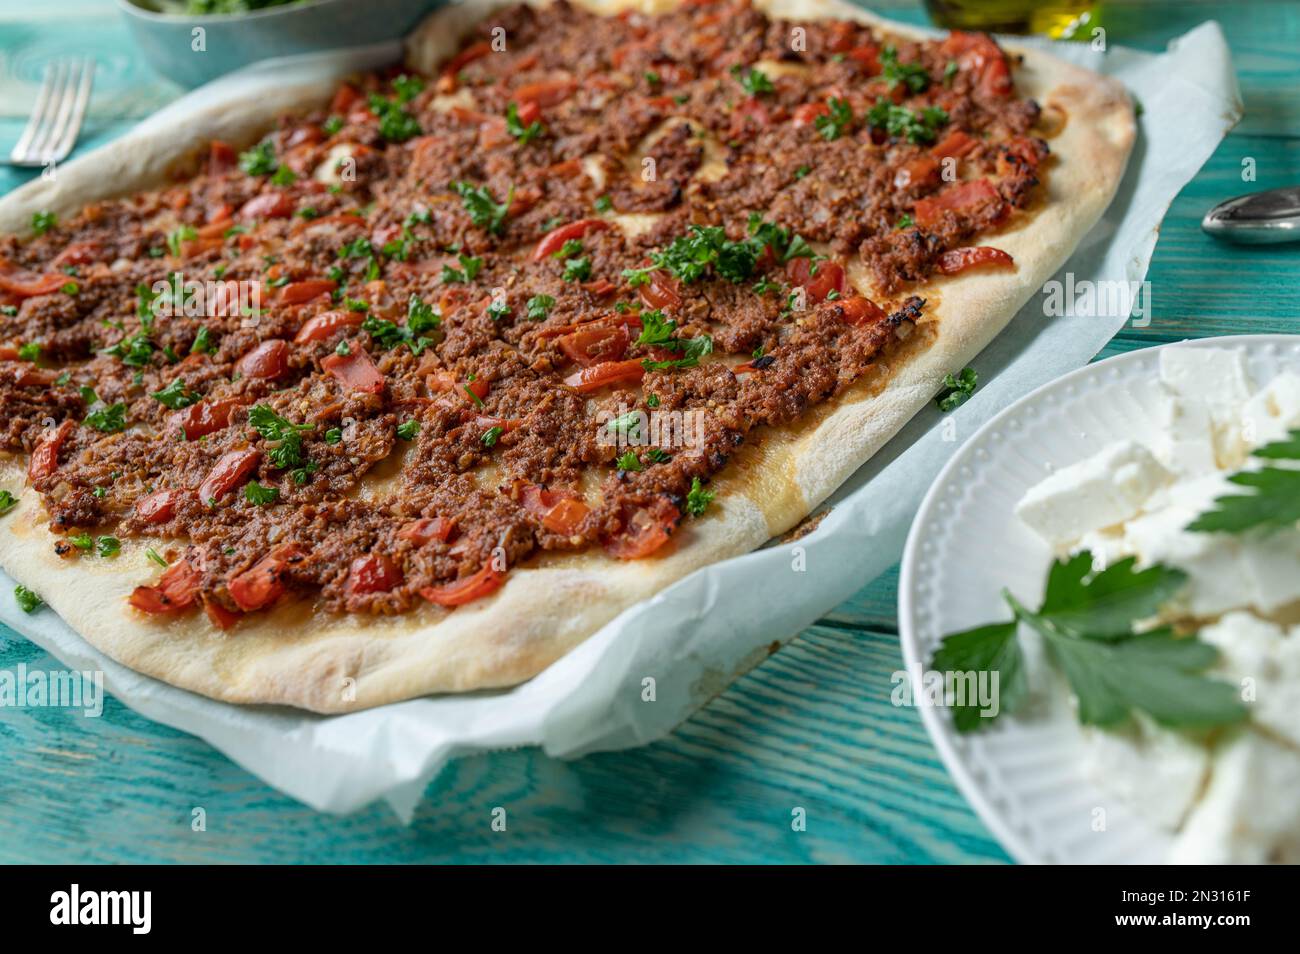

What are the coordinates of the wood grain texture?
(0, 0, 1296, 864)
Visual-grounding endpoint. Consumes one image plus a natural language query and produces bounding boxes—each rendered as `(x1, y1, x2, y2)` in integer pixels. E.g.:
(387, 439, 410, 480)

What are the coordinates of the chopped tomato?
(0, 345, 17, 360)
(322, 346, 385, 394)
(792, 102, 830, 128)
(136, 488, 187, 524)
(197, 449, 261, 505)
(638, 270, 682, 310)
(940, 31, 1013, 98)
(932, 129, 979, 160)
(0, 269, 66, 298)
(176, 399, 241, 440)
(893, 155, 940, 191)
(936, 246, 1015, 275)
(203, 597, 243, 630)
(238, 340, 290, 380)
(602, 498, 680, 559)
(294, 309, 363, 343)
(557, 323, 630, 366)
(912, 178, 1003, 229)
(845, 44, 881, 73)
(564, 359, 645, 392)
(209, 140, 238, 172)
(787, 258, 845, 303)
(834, 295, 887, 326)
(533, 219, 611, 260)
(345, 553, 403, 596)
(28, 420, 74, 481)
(280, 279, 337, 305)
(537, 312, 641, 340)
(52, 242, 101, 268)
(521, 485, 590, 535)
(331, 83, 363, 114)
(398, 516, 456, 546)
(582, 278, 618, 299)
(238, 191, 294, 221)
(11, 365, 55, 387)
(514, 99, 542, 127)
(514, 78, 576, 107)
(129, 557, 202, 615)
(999, 135, 1046, 173)
(419, 561, 505, 607)
(227, 543, 306, 612)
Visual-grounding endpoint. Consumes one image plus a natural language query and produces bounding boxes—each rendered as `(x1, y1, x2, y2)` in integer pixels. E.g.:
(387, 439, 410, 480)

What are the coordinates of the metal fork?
(8, 56, 96, 168)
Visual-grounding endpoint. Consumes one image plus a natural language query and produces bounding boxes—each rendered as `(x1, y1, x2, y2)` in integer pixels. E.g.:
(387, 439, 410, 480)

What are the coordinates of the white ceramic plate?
(898, 334, 1300, 864)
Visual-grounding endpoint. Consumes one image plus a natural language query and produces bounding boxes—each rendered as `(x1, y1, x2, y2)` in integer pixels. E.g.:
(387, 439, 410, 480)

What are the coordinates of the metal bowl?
(117, 0, 442, 88)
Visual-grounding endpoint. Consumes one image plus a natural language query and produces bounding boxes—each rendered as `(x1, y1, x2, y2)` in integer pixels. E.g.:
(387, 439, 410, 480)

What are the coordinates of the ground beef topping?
(0, 0, 1048, 626)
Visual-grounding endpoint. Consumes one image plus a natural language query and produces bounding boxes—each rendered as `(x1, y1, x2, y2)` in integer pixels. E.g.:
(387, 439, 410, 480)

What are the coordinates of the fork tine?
(46, 56, 95, 164)
(9, 61, 63, 165)
(31, 58, 81, 166)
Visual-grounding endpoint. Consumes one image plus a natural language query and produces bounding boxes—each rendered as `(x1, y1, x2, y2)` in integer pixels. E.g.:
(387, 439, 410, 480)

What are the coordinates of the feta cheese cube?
(1201, 612, 1300, 748)
(1169, 730, 1300, 864)
(1243, 371, 1300, 447)
(1159, 346, 1254, 410)
(1080, 714, 1209, 831)
(1016, 441, 1172, 549)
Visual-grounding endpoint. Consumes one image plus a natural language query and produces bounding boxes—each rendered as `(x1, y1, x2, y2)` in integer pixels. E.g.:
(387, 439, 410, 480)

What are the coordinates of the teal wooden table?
(1, 0, 1296, 864)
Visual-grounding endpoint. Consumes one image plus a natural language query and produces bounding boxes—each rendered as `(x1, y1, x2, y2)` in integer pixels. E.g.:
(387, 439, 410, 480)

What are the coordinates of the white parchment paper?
(0, 22, 1240, 819)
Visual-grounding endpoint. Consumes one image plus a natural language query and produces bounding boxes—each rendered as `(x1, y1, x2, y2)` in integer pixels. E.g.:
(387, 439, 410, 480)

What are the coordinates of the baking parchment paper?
(0, 20, 1240, 820)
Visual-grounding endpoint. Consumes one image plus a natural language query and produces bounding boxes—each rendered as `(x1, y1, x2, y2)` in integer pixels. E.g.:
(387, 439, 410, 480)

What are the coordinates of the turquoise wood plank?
(2, 0, 1298, 865)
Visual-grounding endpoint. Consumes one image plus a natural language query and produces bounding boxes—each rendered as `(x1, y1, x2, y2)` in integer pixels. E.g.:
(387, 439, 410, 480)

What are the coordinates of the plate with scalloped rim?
(898, 333, 1300, 865)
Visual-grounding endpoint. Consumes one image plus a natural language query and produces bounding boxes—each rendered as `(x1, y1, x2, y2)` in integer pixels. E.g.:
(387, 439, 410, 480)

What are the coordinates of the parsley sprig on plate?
(930, 552, 1248, 733)
(1186, 429, 1300, 534)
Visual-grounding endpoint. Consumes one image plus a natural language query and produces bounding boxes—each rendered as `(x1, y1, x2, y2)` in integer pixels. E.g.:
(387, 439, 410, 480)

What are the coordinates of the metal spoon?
(1202, 186, 1300, 244)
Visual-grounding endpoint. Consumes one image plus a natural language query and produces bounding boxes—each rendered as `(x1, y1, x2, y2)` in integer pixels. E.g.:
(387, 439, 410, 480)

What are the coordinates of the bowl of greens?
(118, 0, 442, 88)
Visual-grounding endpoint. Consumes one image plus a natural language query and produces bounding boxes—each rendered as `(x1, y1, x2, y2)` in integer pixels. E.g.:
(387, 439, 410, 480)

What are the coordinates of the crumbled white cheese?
(1242, 370, 1300, 446)
(1169, 730, 1300, 864)
(1157, 347, 1256, 472)
(1014, 441, 1171, 549)
(1080, 714, 1209, 831)
(1201, 612, 1300, 749)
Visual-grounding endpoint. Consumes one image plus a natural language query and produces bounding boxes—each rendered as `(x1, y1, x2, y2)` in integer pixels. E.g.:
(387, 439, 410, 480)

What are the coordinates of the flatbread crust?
(0, 0, 1135, 712)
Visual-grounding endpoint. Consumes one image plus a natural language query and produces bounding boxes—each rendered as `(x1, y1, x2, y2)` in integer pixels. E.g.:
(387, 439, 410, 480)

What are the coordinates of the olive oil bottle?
(923, 0, 1101, 39)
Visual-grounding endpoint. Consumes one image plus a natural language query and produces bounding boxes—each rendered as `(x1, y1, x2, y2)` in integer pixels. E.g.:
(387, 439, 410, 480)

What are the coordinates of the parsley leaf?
(731, 65, 775, 96)
(238, 141, 278, 176)
(367, 92, 422, 142)
(151, 378, 200, 409)
(452, 181, 513, 235)
(867, 98, 948, 144)
(930, 552, 1248, 732)
(244, 481, 279, 506)
(96, 536, 121, 558)
(880, 44, 930, 93)
(814, 98, 855, 141)
(14, 584, 42, 614)
(615, 450, 642, 472)
(562, 256, 592, 282)
(247, 404, 314, 470)
(936, 367, 978, 411)
(1186, 429, 1300, 535)
(685, 477, 714, 517)
(505, 102, 544, 144)
(397, 419, 420, 440)
(31, 211, 57, 235)
(526, 294, 555, 321)
(0, 489, 17, 515)
(84, 403, 128, 433)
(481, 425, 504, 448)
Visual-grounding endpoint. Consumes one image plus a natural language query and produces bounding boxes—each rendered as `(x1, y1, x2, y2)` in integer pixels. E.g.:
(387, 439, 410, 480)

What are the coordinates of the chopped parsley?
(17, 341, 41, 362)
(151, 378, 200, 410)
(943, 60, 959, 86)
(936, 367, 978, 412)
(244, 481, 279, 506)
(451, 181, 513, 235)
(238, 141, 278, 176)
(594, 195, 613, 213)
(269, 165, 297, 187)
(562, 256, 592, 282)
(794, 164, 811, 180)
(441, 252, 483, 284)
(31, 210, 57, 235)
(615, 450, 642, 472)
(644, 448, 671, 464)
(0, 489, 17, 515)
(324, 428, 343, 445)
(815, 98, 855, 141)
(481, 425, 504, 448)
(104, 331, 154, 367)
(322, 115, 344, 136)
(190, 326, 214, 354)
(396, 419, 420, 440)
(247, 404, 314, 470)
(96, 536, 121, 558)
(895, 213, 914, 230)
(14, 585, 42, 614)
(866, 98, 948, 144)
(145, 547, 168, 568)
(84, 403, 128, 433)
(526, 294, 555, 321)
(367, 92, 422, 142)
(880, 44, 930, 93)
(685, 477, 714, 517)
(362, 293, 440, 354)
(505, 102, 544, 144)
(731, 65, 774, 96)
(487, 300, 512, 321)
